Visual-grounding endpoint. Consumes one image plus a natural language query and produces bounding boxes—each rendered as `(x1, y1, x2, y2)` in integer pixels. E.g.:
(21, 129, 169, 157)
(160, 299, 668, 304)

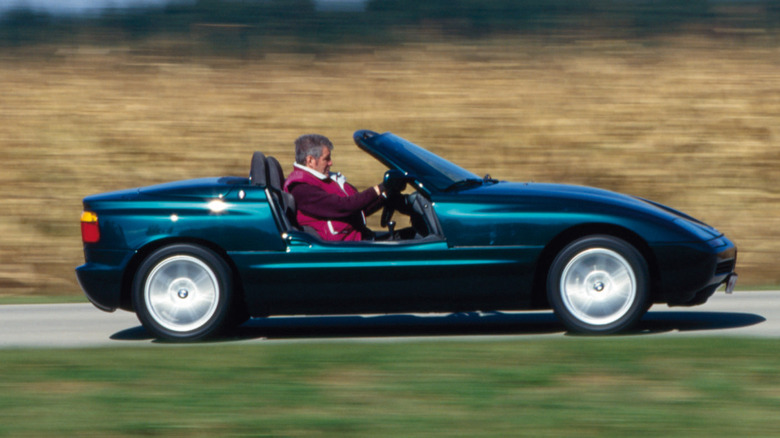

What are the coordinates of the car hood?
(448, 181, 723, 239)
(463, 181, 657, 210)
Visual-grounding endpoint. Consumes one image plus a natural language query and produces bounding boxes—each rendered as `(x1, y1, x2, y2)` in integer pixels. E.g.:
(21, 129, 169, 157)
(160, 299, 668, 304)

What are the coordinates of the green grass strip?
(1, 338, 779, 437)
(0, 295, 87, 305)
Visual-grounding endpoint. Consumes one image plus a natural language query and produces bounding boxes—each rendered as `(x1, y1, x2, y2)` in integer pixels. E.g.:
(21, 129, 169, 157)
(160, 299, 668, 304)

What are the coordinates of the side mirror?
(383, 169, 411, 193)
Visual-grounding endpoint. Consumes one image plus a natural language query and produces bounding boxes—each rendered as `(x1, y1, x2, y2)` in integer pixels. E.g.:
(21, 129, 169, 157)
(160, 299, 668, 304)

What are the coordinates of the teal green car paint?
(76, 130, 737, 340)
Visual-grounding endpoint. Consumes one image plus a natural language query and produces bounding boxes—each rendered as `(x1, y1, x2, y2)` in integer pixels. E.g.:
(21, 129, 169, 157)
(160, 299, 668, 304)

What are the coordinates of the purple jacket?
(284, 167, 382, 241)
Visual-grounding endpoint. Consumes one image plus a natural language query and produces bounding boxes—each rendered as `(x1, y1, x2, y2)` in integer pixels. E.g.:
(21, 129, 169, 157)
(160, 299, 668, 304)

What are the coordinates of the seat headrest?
(266, 156, 285, 191)
(250, 151, 267, 186)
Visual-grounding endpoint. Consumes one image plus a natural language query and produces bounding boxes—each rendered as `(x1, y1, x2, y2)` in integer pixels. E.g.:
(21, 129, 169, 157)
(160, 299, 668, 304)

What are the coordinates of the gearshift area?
(387, 220, 396, 240)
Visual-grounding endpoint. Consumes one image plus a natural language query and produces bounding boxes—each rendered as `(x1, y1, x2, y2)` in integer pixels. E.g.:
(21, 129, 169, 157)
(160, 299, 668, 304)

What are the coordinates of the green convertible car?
(76, 130, 737, 341)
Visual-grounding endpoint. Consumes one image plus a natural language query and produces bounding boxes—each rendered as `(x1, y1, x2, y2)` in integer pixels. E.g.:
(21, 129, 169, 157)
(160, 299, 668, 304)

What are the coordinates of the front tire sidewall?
(132, 244, 232, 341)
(547, 236, 649, 334)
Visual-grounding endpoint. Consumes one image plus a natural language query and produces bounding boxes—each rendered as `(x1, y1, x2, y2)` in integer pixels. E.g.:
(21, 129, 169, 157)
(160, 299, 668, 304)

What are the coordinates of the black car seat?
(265, 156, 300, 231)
(249, 151, 267, 186)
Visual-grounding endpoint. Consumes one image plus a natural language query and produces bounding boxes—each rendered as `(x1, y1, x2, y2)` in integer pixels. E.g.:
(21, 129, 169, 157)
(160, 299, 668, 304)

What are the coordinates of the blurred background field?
(1, 0, 779, 297)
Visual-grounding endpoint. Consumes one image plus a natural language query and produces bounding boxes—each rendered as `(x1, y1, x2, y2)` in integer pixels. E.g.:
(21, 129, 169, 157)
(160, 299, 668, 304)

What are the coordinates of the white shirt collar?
(294, 162, 329, 180)
(293, 163, 348, 190)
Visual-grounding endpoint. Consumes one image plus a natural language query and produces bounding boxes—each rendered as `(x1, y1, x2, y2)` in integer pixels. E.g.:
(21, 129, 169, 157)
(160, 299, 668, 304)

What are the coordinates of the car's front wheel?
(547, 235, 649, 334)
(132, 244, 233, 341)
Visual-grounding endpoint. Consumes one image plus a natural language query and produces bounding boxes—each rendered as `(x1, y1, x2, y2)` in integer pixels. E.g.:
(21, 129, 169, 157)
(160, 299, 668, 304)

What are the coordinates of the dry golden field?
(1, 33, 778, 297)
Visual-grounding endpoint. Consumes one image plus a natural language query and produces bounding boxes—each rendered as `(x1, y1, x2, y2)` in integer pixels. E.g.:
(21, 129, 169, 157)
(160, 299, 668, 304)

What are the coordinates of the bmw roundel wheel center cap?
(170, 278, 196, 301)
(585, 272, 611, 296)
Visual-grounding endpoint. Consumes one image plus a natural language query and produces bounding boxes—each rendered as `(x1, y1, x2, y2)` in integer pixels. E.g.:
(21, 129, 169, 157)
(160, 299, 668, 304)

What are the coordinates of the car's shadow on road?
(634, 311, 766, 335)
(110, 310, 767, 343)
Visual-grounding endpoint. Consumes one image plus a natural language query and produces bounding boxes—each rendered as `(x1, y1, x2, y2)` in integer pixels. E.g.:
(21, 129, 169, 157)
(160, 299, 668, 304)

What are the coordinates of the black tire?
(132, 244, 234, 341)
(546, 235, 649, 334)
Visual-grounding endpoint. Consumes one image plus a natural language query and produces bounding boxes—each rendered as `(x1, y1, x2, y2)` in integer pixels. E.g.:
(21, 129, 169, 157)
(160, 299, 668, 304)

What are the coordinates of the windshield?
(362, 132, 480, 192)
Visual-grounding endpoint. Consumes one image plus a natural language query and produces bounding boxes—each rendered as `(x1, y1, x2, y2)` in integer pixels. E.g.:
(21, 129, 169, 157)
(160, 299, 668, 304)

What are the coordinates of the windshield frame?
(354, 131, 481, 193)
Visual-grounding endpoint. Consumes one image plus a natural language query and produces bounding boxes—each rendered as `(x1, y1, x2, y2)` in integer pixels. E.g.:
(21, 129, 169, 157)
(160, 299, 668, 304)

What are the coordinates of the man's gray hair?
(295, 134, 333, 165)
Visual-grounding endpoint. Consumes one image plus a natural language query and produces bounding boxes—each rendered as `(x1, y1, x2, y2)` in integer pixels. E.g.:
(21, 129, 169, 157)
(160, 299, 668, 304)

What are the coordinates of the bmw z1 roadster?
(77, 130, 737, 340)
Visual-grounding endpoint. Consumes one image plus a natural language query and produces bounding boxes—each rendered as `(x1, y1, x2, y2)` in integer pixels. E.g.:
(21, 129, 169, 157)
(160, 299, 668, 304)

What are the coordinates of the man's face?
(307, 146, 332, 175)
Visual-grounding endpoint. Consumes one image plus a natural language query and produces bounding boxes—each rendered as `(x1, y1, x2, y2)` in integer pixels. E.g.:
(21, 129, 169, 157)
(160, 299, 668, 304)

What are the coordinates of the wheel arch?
(531, 223, 660, 309)
(118, 237, 245, 312)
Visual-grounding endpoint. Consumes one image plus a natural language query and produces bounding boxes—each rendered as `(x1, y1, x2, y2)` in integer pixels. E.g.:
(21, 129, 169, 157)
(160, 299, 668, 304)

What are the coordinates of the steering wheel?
(380, 170, 407, 228)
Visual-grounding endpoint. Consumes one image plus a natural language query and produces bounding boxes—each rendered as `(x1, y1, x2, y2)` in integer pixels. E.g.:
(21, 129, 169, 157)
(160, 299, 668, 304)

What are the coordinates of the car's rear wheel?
(132, 244, 233, 341)
(547, 235, 649, 334)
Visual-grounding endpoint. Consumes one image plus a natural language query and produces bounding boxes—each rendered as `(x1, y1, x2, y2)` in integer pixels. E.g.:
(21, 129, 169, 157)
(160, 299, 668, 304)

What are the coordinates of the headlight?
(673, 218, 721, 241)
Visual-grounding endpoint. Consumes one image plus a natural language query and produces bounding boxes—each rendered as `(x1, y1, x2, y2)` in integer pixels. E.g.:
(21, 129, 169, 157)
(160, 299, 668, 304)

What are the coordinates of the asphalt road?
(0, 291, 777, 349)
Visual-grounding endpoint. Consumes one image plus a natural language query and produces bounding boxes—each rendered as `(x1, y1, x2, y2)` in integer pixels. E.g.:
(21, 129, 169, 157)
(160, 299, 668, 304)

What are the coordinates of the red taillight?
(81, 211, 100, 243)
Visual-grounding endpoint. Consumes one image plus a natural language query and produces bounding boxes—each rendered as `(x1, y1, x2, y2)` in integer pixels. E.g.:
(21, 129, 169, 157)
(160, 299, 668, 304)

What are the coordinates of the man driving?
(283, 134, 387, 241)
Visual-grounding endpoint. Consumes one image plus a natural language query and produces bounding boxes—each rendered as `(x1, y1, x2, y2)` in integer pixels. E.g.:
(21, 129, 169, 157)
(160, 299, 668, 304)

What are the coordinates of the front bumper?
(655, 236, 737, 306)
